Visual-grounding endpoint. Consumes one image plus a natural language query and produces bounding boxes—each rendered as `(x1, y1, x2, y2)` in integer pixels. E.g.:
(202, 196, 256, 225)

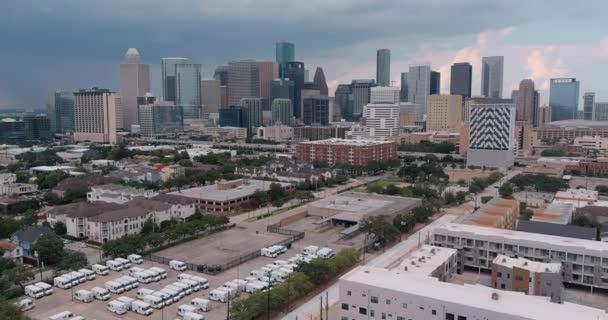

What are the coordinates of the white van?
(169, 260, 187, 271)
(273, 259, 288, 266)
(77, 268, 96, 281)
(134, 271, 154, 284)
(137, 288, 155, 300)
(105, 280, 125, 294)
(183, 311, 204, 320)
(265, 263, 281, 271)
(190, 276, 209, 289)
(73, 289, 94, 303)
(115, 257, 131, 269)
(180, 279, 201, 291)
(122, 275, 139, 289)
(144, 269, 161, 282)
(244, 282, 265, 294)
(149, 267, 167, 279)
(70, 271, 86, 284)
(270, 270, 287, 283)
(160, 288, 180, 303)
(92, 264, 109, 275)
(67, 316, 85, 320)
(232, 279, 247, 292)
(253, 280, 270, 289)
(152, 291, 172, 306)
(115, 278, 132, 291)
(191, 297, 210, 312)
(261, 246, 280, 258)
(53, 276, 72, 289)
(34, 282, 53, 296)
(48, 311, 73, 320)
(316, 247, 335, 258)
(105, 260, 123, 271)
(143, 294, 164, 309)
(223, 282, 240, 295)
(177, 273, 193, 281)
(117, 296, 135, 310)
(128, 254, 143, 264)
(177, 304, 197, 316)
(132, 300, 153, 315)
(172, 281, 192, 295)
(303, 245, 319, 256)
(245, 276, 258, 283)
(107, 300, 128, 315)
(14, 298, 34, 311)
(25, 284, 45, 299)
(129, 266, 145, 276)
(250, 270, 266, 279)
(165, 285, 186, 300)
(91, 287, 110, 300)
(208, 288, 230, 303)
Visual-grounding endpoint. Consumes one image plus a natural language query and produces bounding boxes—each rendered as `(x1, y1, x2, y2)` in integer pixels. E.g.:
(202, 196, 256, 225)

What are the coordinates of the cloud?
(526, 47, 566, 90)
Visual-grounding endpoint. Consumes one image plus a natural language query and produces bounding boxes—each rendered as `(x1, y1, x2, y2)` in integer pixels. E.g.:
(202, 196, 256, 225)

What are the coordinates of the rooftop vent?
(491, 292, 499, 301)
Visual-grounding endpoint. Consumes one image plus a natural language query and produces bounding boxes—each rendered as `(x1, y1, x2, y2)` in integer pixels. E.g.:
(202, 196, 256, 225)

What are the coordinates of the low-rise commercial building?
(530, 203, 574, 224)
(296, 138, 397, 166)
(491, 255, 562, 302)
(87, 184, 158, 204)
(516, 220, 597, 240)
(256, 125, 294, 141)
(459, 198, 519, 230)
(553, 188, 598, 208)
(396, 245, 458, 281)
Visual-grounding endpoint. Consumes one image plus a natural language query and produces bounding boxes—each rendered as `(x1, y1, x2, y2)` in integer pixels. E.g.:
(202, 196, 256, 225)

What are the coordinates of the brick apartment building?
(295, 138, 397, 166)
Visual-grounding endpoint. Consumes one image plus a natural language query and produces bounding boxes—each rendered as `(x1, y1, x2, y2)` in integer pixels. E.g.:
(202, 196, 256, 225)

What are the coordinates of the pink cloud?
(526, 46, 566, 90)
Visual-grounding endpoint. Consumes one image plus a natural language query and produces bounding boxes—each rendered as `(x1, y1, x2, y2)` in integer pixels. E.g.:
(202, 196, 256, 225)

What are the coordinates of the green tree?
(144, 233, 165, 248)
(178, 159, 193, 167)
(360, 215, 400, 247)
(0, 300, 27, 320)
(52, 221, 67, 235)
(32, 233, 65, 265)
(499, 183, 514, 198)
(0, 217, 22, 238)
(520, 208, 533, 220)
(269, 183, 286, 201)
(3, 265, 34, 289)
(21, 210, 39, 227)
(252, 190, 270, 206)
(140, 218, 156, 234)
(57, 251, 88, 272)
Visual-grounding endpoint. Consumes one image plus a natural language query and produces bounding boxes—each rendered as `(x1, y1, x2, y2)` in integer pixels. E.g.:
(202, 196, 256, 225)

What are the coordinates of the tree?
(52, 221, 67, 235)
(269, 183, 286, 202)
(3, 265, 34, 289)
(144, 233, 165, 248)
(21, 210, 39, 227)
(295, 191, 314, 202)
(252, 190, 270, 206)
(335, 175, 348, 184)
(520, 208, 533, 220)
(32, 233, 64, 264)
(0, 300, 27, 320)
(57, 251, 88, 272)
(499, 183, 514, 198)
(360, 215, 400, 247)
(0, 216, 22, 238)
(140, 218, 155, 234)
(178, 159, 193, 167)
(384, 184, 401, 195)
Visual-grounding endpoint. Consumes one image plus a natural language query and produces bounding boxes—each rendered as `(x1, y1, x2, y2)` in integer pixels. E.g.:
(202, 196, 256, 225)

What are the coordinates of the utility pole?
(320, 295, 323, 320)
(325, 291, 329, 320)
(227, 296, 230, 320)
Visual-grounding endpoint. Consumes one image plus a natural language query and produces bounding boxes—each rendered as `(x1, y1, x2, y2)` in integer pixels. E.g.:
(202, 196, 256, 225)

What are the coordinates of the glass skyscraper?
(450, 62, 472, 98)
(161, 57, 191, 102)
(284, 61, 305, 118)
(430, 71, 441, 95)
(276, 42, 295, 78)
(583, 92, 595, 120)
(549, 78, 580, 121)
(54, 91, 75, 133)
(400, 72, 408, 102)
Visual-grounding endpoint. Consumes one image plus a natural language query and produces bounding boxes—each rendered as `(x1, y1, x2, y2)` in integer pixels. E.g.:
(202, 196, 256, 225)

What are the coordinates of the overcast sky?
(1, 0, 607, 109)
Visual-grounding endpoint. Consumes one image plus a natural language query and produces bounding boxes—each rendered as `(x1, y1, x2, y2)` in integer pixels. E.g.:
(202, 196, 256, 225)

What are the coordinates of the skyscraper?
(400, 72, 409, 102)
(270, 79, 295, 106)
(350, 79, 376, 117)
(271, 99, 293, 126)
(549, 78, 580, 121)
(119, 48, 150, 129)
(175, 63, 202, 107)
(240, 98, 263, 136)
(376, 49, 391, 87)
(583, 92, 595, 120)
(227, 60, 260, 106)
(213, 65, 229, 85)
(313, 67, 329, 96)
(430, 71, 441, 95)
(276, 41, 295, 78)
(335, 84, 353, 120)
(256, 61, 277, 110)
(407, 65, 431, 112)
(303, 96, 330, 125)
(73, 87, 118, 144)
(426, 95, 463, 133)
(201, 79, 221, 114)
(517, 79, 535, 123)
(481, 56, 504, 98)
(138, 99, 183, 137)
(533, 90, 540, 126)
(594, 102, 608, 121)
(219, 106, 244, 128)
(53, 91, 75, 133)
(161, 57, 191, 103)
(284, 61, 305, 118)
(450, 62, 472, 98)
(370, 87, 400, 104)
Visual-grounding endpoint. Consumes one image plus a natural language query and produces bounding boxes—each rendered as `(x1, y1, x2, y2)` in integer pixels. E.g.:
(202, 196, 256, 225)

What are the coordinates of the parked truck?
(183, 311, 204, 320)
(104, 281, 125, 294)
(190, 275, 209, 289)
(73, 289, 94, 303)
(131, 300, 153, 315)
(149, 267, 167, 279)
(114, 257, 131, 269)
(13, 298, 34, 311)
(105, 260, 123, 271)
(143, 294, 164, 309)
(128, 254, 143, 264)
(107, 300, 128, 315)
(177, 304, 197, 316)
(91, 287, 110, 301)
(169, 260, 187, 271)
(53, 276, 73, 289)
(92, 264, 109, 275)
(34, 282, 53, 296)
(208, 288, 230, 303)
(48, 311, 73, 320)
(116, 296, 135, 310)
(25, 285, 45, 299)
(191, 297, 210, 312)
(77, 268, 95, 281)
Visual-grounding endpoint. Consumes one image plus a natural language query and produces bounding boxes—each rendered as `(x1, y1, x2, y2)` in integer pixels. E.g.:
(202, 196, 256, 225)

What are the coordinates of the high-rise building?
(351, 79, 377, 117)
(23, 114, 51, 141)
(583, 92, 596, 120)
(213, 65, 229, 86)
(138, 99, 183, 137)
(595, 102, 608, 121)
(533, 90, 540, 126)
(227, 60, 260, 106)
(358, 103, 400, 140)
(275, 41, 295, 78)
(271, 99, 292, 126)
(481, 56, 504, 98)
(73, 87, 118, 144)
(284, 61, 305, 118)
(407, 65, 431, 112)
(467, 99, 516, 169)
(536, 105, 552, 127)
(119, 48, 150, 129)
(219, 106, 245, 128)
(335, 84, 354, 120)
(161, 57, 191, 103)
(270, 78, 294, 106)
(302, 96, 329, 125)
(256, 61, 277, 110)
(517, 79, 535, 123)
(376, 49, 391, 87)
(426, 95, 463, 133)
(549, 78, 580, 121)
(175, 63, 202, 112)
(240, 97, 263, 135)
(370, 86, 400, 104)
(53, 91, 75, 133)
(430, 71, 441, 95)
(313, 67, 329, 96)
(450, 62, 472, 98)
(400, 72, 408, 102)
(201, 79, 221, 114)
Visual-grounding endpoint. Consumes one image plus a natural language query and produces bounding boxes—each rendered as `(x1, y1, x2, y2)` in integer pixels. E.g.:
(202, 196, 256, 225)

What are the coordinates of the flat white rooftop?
(170, 179, 291, 202)
(342, 266, 608, 320)
(493, 254, 561, 273)
(299, 138, 393, 146)
(394, 245, 456, 276)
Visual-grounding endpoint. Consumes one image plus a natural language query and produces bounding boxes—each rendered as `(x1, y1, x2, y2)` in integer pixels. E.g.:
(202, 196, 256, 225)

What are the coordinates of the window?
(371, 296, 379, 304)
(446, 313, 455, 320)
(347, 291, 352, 296)
(457, 316, 467, 320)
(386, 299, 391, 305)
(370, 310, 375, 317)
(397, 317, 405, 320)
(500, 284, 505, 289)
(432, 310, 437, 315)
(402, 303, 407, 309)
(359, 307, 367, 315)
(497, 272, 502, 278)
(515, 275, 524, 281)
(341, 317, 348, 320)
(341, 303, 349, 310)
(382, 312, 386, 319)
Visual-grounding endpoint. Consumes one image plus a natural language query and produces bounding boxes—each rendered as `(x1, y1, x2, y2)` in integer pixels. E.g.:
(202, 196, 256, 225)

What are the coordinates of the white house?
(0, 239, 23, 264)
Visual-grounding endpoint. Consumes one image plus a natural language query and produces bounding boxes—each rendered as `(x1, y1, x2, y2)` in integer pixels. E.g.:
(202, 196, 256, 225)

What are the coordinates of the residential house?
(0, 239, 23, 264)
(10, 226, 52, 257)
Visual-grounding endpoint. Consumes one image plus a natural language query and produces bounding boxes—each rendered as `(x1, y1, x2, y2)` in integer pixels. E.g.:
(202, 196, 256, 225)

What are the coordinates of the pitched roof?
(516, 220, 597, 241)
(45, 202, 122, 218)
(151, 193, 196, 205)
(11, 226, 52, 243)
(87, 198, 171, 223)
(0, 239, 17, 251)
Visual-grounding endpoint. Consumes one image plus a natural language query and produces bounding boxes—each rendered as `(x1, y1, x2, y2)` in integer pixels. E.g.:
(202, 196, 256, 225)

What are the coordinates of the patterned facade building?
(466, 100, 516, 168)
(296, 138, 397, 166)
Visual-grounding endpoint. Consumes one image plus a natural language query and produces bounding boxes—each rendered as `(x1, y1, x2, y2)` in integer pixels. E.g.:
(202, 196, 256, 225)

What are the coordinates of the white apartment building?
(0, 173, 38, 196)
(395, 245, 458, 281)
(573, 135, 608, 156)
(73, 87, 119, 144)
(338, 266, 607, 320)
(87, 184, 158, 204)
(348, 103, 400, 141)
(0, 173, 16, 184)
(370, 86, 400, 104)
(432, 223, 608, 290)
(256, 125, 294, 141)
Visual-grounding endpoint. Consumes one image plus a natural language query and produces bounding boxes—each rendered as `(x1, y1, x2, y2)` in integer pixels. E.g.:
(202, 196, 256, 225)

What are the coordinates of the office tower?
(467, 99, 516, 169)
(481, 56, 504, 98)
(300, 83, 321, 120)
(137, 93, 156, 106)
(22, 114, 51, 140)
(53, 91, 75, 133)
(533, 91, 540, 126)
(175, 63, 202, 118)
(227, 60, 260, 106)
(407, 65, 431, 112)
(119, 48, 150, 129)
(594, 102, 608, 121)
(284, 61, 305, 118)
(219, 86, 228, 108)
(73, 87, 118, 144)
(219, 106, 245, 128)
(450, 62, 472, 98)
(271, 99, 293, 126)
(201, 79, 221, 114)
(256, 61, 277, 110)
(549, 78, 580, 121)
(426, 95, 463, 132)
(400, 72, 408, 102)
(114, 95, 123, 129)
(359, 103, 400, 140)
(376, 49, 391, 87)
(536, 105, 552, 127)
(430, 71, 441, 95)
(335, 84, 354, 120)
(213, 65, 229, 85)
(302, 96, 329, 125)
(138, 99, 183, 137)
(313, 67, 329, 96)
(276, 41, 295, 78)
(583, 92, 596, 120)
(350, 80, 376, 118)
(370, 87, 400, 104)
(511, 90, 519, 111)
(516, 79, 535, 122)
(240, 98, 263, 135)
(161, 57, 191, 102)
(270, 78, 295, 106)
